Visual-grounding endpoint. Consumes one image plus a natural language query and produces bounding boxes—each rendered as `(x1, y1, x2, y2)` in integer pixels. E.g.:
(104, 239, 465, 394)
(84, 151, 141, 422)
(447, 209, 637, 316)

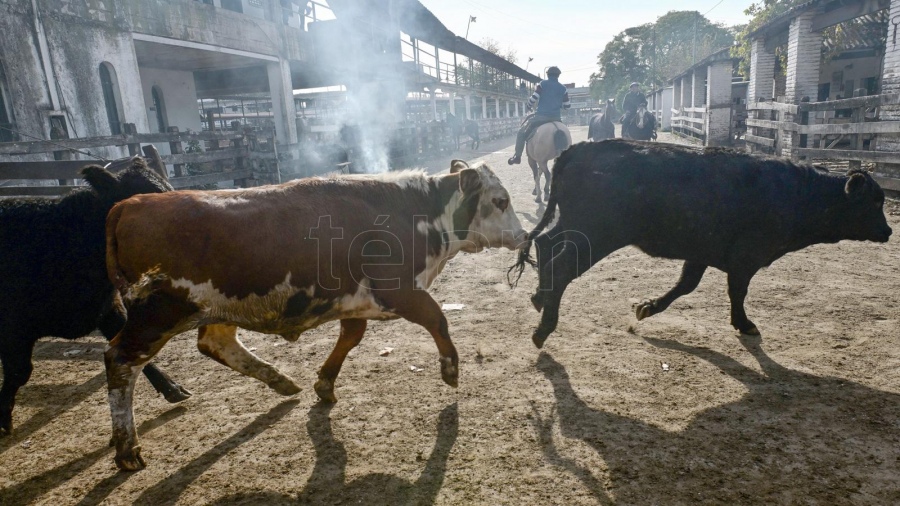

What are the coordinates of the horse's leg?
(528, 156, 541, 202)
(541, 160, 551, 200)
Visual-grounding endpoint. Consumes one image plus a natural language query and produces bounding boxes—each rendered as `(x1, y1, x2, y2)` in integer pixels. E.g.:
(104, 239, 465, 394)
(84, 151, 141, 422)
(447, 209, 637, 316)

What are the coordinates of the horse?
(526, 120, 572, 203)
(587, 99, 616, 141)
(446, 113, 480, 150)
(621, 104, 657, 141)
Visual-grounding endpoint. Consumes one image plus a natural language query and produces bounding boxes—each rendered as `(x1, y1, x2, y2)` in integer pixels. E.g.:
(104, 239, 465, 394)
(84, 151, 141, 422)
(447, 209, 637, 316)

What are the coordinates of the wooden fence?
(0, 116, 524, 196)
(0, 123, 279, 197)
(744, 91, 900, 191)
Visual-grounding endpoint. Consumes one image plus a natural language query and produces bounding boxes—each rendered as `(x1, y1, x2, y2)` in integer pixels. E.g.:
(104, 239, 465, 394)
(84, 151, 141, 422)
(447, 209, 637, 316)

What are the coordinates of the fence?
(744, 91, 900, 191)
(0, 116, 524, 196)
(0, 123, 279, 197)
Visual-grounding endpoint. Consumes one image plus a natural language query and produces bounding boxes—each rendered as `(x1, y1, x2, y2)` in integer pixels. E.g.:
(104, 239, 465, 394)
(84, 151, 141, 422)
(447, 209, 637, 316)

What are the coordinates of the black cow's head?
(840, 169, 892, 243)
(80, 158, 173, 203)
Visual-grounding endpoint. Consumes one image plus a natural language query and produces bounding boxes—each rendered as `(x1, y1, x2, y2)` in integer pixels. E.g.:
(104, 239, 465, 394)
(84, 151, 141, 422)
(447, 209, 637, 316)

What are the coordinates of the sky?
(418, 0, 757, 88)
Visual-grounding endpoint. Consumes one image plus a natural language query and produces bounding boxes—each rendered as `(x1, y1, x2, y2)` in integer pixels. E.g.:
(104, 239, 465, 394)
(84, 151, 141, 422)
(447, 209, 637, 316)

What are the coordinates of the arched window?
(151, 86, 168, 133)
(99, 62, 122, 135)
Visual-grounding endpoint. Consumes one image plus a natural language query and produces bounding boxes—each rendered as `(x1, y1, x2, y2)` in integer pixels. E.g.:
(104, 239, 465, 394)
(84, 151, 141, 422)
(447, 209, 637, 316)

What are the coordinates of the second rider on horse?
(621, 82, 647, 137)
(508, 66, 570, 165)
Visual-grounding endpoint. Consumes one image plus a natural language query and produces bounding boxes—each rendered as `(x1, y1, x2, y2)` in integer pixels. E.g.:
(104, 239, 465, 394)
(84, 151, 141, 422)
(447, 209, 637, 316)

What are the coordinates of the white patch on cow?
(337, 170, 430, 193)
(333, 278, 392, 319)
(195, 192, 250, 207)
(171, 272, 299, 327)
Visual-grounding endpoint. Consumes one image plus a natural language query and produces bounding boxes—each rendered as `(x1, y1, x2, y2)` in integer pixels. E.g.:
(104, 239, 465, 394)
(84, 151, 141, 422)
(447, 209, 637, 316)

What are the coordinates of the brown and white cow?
(104, 160, 525, 470)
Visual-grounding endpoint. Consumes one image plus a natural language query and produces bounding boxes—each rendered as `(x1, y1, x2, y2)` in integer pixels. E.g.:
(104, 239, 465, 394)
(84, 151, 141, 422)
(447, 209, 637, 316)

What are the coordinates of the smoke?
(309, 0, 408, 173)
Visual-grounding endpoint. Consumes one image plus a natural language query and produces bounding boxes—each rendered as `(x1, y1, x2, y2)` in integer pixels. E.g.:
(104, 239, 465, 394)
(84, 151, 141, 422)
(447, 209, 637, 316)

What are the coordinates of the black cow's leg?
(315, 318, 367, 403)
(635, 261, 708, 320)
(727, 270, 759, 335)
(98, 296, 191, 403)
(531, 225, 572, 312)
(0, 339, 36, 435)
(533, 235, 598, 349)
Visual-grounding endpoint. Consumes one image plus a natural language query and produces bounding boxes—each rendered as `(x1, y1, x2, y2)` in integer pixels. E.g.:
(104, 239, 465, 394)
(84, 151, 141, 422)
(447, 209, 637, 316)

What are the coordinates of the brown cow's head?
(449, 159, 526, 252)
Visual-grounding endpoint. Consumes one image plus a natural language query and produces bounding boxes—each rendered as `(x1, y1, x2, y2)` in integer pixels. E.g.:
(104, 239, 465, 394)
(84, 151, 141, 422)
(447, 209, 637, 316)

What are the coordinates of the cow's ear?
(845, 172, 868, 198)
(80, 165, 119, 196)
(458, 168, 482, 195)
(450, 159, 469, 174)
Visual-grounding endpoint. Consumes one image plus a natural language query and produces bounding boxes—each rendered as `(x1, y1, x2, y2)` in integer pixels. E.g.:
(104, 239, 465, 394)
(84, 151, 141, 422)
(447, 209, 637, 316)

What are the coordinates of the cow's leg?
(314, 318, 367, 403)
(528, 157, 541, 201)
(635, 261, 708, 320)
(533, 235, 603, 348)
(532, 224, 567, 311)
(0, 338, 36, 435)
(387, 292, 458, 387)
(98, 294, 191, 403)
(197, 324, 300, 396)
(727, 271, 760, 335)
(105, 292, 196, 471)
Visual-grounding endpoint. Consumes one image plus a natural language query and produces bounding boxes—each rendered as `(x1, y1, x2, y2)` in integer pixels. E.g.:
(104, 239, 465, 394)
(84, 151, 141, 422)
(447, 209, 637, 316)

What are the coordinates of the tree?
(456, 38, 518, 93)
(590, 11, 735, 105)
(732, 0, 808, 77)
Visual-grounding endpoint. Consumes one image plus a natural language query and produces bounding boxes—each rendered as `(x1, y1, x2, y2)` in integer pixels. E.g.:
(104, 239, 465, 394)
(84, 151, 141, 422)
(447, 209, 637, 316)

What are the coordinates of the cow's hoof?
(313, 379, 337, 403)
(635, 300, 656, 320)
(532, 189, 537, 195)
(534, 196, 542, 203)
(530, 293, 544, 312)
(271, 378, 302, 396)
(0, 414, 11, 437)
(115, 445, 146, 472)
(162, 385, 193, 403)
(440, 357, 458, 388)
(532, 328, 550, 349)
(739, 325, 760, 336)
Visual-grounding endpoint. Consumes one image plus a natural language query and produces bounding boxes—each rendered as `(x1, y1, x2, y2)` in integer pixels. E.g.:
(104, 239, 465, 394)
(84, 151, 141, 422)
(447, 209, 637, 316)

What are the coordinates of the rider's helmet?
(547, 66, 562, 77)
(630, 82, 640, 89)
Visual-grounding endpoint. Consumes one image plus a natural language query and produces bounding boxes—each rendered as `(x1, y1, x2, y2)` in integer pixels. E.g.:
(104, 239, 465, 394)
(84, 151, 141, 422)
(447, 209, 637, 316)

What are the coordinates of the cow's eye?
(492, 197, 509, 212)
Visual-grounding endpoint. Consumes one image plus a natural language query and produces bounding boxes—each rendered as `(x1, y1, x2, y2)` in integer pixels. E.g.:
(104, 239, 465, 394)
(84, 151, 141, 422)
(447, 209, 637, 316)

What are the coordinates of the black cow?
(0, 159, 190, 435)
(511, 140, 892, 348)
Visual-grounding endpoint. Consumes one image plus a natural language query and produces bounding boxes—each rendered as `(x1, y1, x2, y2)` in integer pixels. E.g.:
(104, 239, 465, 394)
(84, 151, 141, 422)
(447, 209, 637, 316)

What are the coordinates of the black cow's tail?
(507, 144, 576, 287)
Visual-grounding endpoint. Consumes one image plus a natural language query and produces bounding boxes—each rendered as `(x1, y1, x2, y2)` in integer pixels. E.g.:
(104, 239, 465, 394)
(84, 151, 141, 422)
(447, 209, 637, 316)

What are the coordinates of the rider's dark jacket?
(622, 91, 647, 115)
(528, 77, 571, 121)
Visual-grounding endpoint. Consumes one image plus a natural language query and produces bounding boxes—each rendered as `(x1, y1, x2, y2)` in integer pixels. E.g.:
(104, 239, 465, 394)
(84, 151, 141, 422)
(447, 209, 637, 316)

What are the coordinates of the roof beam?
(811, 0, 889, 31)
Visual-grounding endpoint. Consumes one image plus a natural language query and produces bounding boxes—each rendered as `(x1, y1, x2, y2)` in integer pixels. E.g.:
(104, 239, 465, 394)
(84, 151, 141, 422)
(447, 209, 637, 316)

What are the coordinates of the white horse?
(526, 122, 572, 203)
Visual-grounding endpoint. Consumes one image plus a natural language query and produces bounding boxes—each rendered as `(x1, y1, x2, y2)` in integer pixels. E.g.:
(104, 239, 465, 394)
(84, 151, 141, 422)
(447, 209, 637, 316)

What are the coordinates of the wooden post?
(233, 134, 249, 188)
(123, 123, 140, 157)
(48, 115, 74, 186)
(141, 144, 169, 181)
(848, 88, 865, 171)
(167, 126, 186, 177)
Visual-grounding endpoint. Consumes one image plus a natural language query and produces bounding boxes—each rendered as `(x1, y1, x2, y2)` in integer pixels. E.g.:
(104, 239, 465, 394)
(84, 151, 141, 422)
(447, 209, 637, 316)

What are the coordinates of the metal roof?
(327, 0, 541, 83)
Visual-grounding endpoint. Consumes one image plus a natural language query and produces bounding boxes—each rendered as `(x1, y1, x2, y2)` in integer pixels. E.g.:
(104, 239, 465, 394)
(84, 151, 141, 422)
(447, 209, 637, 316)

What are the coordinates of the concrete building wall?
(139, 67, 202, 134)
(0, 2, 54, 141)
(819, 55, 882, 99)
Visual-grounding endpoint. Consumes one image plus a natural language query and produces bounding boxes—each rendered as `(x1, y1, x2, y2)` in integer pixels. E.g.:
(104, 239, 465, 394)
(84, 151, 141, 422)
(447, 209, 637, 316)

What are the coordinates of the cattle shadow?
(0, 372, 106, 454)
(132, 399, 301, 506)
(532, 336, 900, 504)
(0, 405, 187, 505)
(211, 402, 459, 505)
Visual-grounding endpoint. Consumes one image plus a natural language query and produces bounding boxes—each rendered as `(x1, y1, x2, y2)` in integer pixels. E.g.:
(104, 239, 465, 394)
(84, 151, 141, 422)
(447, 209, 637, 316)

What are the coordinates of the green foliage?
(590, 10, 735, 104)
(732, 0, 808, 77)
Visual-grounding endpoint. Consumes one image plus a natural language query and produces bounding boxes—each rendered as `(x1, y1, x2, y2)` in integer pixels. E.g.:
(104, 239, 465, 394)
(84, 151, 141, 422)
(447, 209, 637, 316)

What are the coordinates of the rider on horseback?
(621, 82, 647, 137)
(508, 66, 570, 165)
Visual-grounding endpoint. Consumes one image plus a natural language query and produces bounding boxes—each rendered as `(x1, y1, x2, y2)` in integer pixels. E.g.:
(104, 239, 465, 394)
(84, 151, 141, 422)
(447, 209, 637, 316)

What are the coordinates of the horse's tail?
(508, 143, 575, 287)
(554, 128, 568, 152)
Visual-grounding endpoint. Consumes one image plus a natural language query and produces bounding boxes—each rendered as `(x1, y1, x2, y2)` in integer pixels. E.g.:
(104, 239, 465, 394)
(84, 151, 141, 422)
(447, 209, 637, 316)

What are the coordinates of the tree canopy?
(590, 11, 735, 104)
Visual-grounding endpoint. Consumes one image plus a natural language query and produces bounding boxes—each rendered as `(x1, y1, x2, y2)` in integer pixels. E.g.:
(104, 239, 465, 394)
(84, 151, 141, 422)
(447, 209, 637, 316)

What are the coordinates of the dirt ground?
(2, 127, 899, 505)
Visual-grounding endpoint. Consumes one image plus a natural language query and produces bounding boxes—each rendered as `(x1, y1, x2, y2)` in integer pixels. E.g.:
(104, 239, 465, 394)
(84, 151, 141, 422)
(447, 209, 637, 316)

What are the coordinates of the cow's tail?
(554, 129, 568, 152)
(507, 144, 575, 287)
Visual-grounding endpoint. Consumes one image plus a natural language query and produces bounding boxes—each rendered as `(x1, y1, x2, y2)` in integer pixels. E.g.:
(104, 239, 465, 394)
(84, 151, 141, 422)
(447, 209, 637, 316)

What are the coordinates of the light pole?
(465, 15, 476, 40)
(525, 57, 533, 71)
